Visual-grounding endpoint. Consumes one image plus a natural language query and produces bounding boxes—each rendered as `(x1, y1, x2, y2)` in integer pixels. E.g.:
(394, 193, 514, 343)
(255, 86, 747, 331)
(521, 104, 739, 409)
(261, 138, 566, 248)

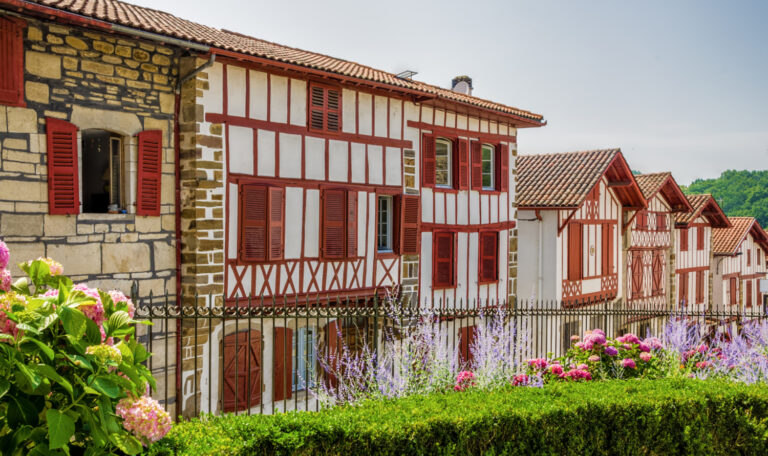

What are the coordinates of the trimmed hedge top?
(149, 379, 768, 455)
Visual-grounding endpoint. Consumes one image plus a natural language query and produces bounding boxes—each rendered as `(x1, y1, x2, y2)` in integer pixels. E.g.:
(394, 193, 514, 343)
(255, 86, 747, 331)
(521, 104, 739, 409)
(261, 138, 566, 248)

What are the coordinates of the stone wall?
(508, 144, 519, 303)
(0, 15, 179, 300)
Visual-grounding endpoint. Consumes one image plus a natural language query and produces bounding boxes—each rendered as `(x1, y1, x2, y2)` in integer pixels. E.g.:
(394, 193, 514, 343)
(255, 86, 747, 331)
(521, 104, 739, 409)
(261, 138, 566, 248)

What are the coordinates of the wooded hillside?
(682, 170, 768, 227)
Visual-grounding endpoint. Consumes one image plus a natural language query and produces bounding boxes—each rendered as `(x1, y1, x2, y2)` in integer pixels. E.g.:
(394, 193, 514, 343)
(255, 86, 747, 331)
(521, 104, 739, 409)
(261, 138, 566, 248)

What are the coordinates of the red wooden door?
(222, 330, 262, 413)
(458, 325, 477, 367)
(273, 327, 293, 402)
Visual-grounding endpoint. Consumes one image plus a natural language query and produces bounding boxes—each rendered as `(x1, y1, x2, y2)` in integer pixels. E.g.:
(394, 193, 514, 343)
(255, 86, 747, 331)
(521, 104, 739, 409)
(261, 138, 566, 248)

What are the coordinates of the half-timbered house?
(517, 149, 646, 347)
(711, 217, 768, 311)
(672, 194, 730, 310)
(627, 173, 692, 314)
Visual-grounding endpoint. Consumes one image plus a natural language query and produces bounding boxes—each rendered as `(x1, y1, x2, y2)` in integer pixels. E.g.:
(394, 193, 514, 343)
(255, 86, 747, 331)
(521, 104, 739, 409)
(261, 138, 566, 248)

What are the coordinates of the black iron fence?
(132, 293, 768, 419)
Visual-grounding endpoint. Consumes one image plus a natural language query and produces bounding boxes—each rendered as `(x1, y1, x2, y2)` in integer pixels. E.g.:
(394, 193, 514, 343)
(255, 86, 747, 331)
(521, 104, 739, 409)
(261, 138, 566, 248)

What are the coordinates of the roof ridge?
(519, 148, 620, 159)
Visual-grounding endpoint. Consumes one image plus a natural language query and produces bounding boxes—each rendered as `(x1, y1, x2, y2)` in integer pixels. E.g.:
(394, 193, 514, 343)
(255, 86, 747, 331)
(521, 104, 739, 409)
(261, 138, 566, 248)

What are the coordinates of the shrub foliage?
(150, 379, 768, 455)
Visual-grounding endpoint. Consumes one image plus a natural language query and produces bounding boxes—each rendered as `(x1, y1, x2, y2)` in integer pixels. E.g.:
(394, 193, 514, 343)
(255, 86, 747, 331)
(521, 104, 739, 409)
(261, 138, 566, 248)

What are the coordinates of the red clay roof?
(634, 172, 692, 213)
(674, 194, 730, 228)
(517, 149, 646, 209)
(712, 216, 768, 255)
(16, 0, 544, 123)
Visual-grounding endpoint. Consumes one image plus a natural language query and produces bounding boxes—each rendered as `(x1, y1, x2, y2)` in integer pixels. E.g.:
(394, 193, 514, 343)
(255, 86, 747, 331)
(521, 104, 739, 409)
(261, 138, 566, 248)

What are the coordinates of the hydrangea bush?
(0, 240, 169, 454)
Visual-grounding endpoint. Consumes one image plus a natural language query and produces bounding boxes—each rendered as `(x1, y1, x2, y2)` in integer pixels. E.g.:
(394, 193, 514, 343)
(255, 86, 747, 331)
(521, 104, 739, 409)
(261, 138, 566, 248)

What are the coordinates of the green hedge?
(148, 379, 768, 455)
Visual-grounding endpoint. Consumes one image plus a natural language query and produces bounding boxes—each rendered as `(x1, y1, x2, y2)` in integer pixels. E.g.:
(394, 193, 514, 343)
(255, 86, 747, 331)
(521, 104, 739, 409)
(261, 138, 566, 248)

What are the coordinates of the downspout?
(172, 53, 215, 419)
(537, 214, 543, 303)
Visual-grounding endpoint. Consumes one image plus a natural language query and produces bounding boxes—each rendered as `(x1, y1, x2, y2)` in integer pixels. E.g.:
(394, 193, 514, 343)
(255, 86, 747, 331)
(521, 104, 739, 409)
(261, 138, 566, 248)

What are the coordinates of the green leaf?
(111, 433, 143, 455)
(0, 378, 9, 399)
(27, 260, 52, 289)
(46, 409, 75, 450)
(107, 311, 131, 334)
(64, 353, 93, 372)
(6, 395, 38, 427)
(84, 319, 102, 345)
(14, 360, 42, 390)
(134, 343, 150, 364)
(38, 313, 59, 331)
(114, 341, 134, 364)
(90, 376, 120, 398)
(33, 364, 74, 397)
(11, 277, 30, 295)
(21, 338, 55, 362)
(59, 307, 87, 339)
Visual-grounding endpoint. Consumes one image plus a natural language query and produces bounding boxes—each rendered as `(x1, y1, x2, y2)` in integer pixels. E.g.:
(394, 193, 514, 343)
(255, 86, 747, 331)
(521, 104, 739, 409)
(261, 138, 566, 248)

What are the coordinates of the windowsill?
(376, 250, 398, 259)
(77, 213, 136, 222)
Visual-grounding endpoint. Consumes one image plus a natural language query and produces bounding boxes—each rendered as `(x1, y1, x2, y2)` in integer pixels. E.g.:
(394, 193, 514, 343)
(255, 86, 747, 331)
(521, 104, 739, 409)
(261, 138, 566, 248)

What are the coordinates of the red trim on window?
(46, 118, 80, 215)
(321, 189, 346, 259)
(136, 130, 163, 216)
(239, 184, 268, 262)
(0, 17, 25, 107)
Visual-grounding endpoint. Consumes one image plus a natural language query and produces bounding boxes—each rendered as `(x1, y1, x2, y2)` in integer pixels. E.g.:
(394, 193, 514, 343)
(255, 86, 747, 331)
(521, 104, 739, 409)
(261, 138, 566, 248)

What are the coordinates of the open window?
(81, 129, 125, 213)
(434, 138, 452, 188)
(480, 144, 495, 190)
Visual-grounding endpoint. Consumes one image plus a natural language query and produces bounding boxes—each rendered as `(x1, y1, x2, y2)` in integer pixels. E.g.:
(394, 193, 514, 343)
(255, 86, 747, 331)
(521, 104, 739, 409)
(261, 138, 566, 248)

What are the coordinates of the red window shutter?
(46, 118, 80, 215)
(601, 223, 609, 275)
(652, 252, 663, 295)
(656, 214, 667, 231)
(479, 232, 498, 283)
(496, 143, 509, 192)
(470, 142, 482, 191)
(729, 277, 737, 305)
(696, 270, 704, 304)
(0, 17, 24, 107)
(240, 184, 268, 262)
(322, 189, 346, 259)
(680, 273, 689, 305)
(308, 85, 341, 133)
(433, 232, 454, 288)
(747, 248, 751, 267)
(631, 253, 643, 298)
(273, 327, 293, 402)
(457, 138, 469, 190)
(347, 190, 358, 257)
(696, 227, 705, 250)
(747, 280, 753, 307)
(398, 195, 420, 255)
(567, 222, 582, 281)
(136, 130, 163, 216)
(459, 325, 476, 366)
(267, 187, 284, 261)
(325, 320, 341, 389)
(421, 134, 435, 188)
(222, 331, 262, 413)
(680, 228, 689, 251)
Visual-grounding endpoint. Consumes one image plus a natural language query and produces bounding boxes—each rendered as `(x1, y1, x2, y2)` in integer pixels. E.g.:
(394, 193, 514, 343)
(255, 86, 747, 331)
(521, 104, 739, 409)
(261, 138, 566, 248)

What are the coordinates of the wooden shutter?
(567, 222, 582, 280)
(398, 194, 420, 255)
(433, 232, 454, 288)
(656, 214, 667, 231)
(136, 130, 163, 216)
(308, 85, 341, 133)
(325, 320, 341, 389)
(747, 248, 751, 267)
(696, 227, 705, 250)
(273, 327, 293, 402)
(601, 223, 610, 275)
(679, 273, 689, 305)
(652, 252, 663, 295)
(458, 325, 476, 366)
(239, 185, 268, 262)
(46, 118, 80, 215)
(696, 270, 704, 304)
(470, 142, 482, 191)
(496, 143, 509, 192)
(457, 138, 469, 190)
(322, 189, 346, 259)
(479, 232, 498, 283)
(0, 17, 24, 106)
(729, 277, 737, 306)
(222, 330, 262, 413)
(267, 187, 284, 261)
(421, 134, 435, 188)
(680, 228, 689, 251)
(347, 191, 358, 257)
(746, 280, 753, 307)
(631, 252, 643, 298)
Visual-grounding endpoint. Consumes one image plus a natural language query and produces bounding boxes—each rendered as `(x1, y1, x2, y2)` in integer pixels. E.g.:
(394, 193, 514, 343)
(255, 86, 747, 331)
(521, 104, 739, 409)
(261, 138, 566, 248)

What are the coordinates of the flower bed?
(149, 378, 768, 455)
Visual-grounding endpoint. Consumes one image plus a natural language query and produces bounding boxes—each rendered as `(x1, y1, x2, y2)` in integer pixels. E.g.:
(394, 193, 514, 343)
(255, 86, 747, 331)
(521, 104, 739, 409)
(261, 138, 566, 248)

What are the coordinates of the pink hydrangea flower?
(108, 290, 136, 318)
(527, 358, 548, 370)
(637, 342, 650, 352)
(570, 335, 580, 342)
(0, 270, 10, 292)
(617, 333, 640, 345)
(42, 289, 59, 298)
(0, 292, 24, 340)
(697, 344, 709, 354)
(560, 369, 592, 381)
(605, 346, 619, 356)
(549, 364, 563, 375)
(454, 370, 476, 391)
(584, 332, 606, 347)
(116, 395, 172, 445)
(0, 241, 9, 270)
(644, 337, 663, 350)
(574, 342, 585, 350)
(72, 283, 105, 326)
(577, 363, 589, 370)
(639, 352, 652, 362)
(695, 361, 712, 369)
(512, 374, 529, 386)
(588, 355, 600, 362)
(621, 358, 636, 369)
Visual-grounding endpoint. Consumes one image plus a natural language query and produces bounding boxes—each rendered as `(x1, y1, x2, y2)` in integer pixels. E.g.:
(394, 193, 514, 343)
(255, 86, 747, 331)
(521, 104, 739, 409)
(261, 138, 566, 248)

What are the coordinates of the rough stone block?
(93, 41, 114, 54)
(102, 243, 151, 273)
(44, 215, 76, 236)
(132, 49, 150, 62)
(15, 202, 46, 213)
(47, 243, 101, 276)
(0, 179, 45, 201)
(6, 242, 45, 269)
(27, 27, 42, 41)
(26, 51, 61, 79)
(158, 92, 174, 114)
(115, 45, 132, 58)
(153, 240, 175, 271)
(161, 214, 175, 231)
(3, 162, 35, 173)
(135, 216, 161, 233)
(1, 214, 43, 236)
(65, 36, 88, 50)
(3, 138, 27, 150)
(24, 81, 49, 104)
(115, 66, 139, 80)
(7, 107, 39, 133)
(81, 60, 114, 76)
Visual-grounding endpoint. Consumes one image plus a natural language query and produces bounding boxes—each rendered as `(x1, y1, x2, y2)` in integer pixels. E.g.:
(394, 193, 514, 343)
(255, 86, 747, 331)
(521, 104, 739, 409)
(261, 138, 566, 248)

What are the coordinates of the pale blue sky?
(131, 0, 768, 184)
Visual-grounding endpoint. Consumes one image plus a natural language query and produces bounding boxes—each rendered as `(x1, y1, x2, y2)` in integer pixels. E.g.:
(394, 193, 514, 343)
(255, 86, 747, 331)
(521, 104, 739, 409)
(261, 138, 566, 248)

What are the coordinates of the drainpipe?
(537, 216, 543, 304)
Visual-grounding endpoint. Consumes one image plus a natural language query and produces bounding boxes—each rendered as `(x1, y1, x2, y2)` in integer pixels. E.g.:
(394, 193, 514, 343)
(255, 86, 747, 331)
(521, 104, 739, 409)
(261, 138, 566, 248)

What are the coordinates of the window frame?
(480, 144, 495, 191)
(307, 83, 342, 134)
(376, 195, 394, 253)
(292, 326, 316, 393)
(434, 138, 453, 188)
(81, 129, 127, 214)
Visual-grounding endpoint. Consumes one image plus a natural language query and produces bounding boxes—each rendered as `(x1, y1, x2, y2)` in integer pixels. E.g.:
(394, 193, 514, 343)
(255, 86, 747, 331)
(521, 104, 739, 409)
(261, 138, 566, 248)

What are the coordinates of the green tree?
(682, 170, 768, 227)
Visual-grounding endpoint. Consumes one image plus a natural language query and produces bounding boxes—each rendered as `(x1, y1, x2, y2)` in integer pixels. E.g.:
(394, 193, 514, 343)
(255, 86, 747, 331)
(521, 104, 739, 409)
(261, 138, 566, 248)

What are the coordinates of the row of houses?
(1, 0, 766, 415)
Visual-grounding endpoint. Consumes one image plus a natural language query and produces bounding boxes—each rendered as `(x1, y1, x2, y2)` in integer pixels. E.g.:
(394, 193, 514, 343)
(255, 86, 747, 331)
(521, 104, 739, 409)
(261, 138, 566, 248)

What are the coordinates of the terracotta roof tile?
(634, 172, 670, 200)
(23, 0, 544, 122)
(634, 172, 691, 213)
(674, 194, 727, 227)
(712, 217, 756, 255)
(517, 149, 645, 208)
